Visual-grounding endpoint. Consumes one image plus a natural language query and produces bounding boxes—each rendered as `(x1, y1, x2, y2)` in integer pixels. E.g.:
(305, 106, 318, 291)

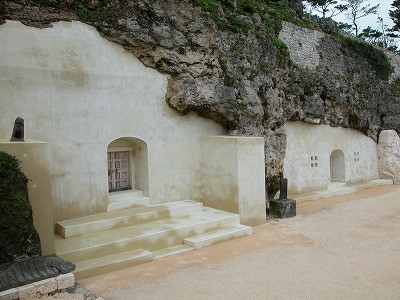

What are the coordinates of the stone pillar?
(0, 139, 55, 254)
(377, 130, 400, 184)
(269, 178, 296, 219)
(200, 136, 266, 226)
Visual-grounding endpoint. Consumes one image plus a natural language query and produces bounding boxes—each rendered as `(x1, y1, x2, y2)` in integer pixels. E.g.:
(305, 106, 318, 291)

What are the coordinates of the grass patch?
(192, 0, 312, 61)
(340, 36, 393, 81)
(193, 0, 311, 34)
(271, 37, 289, 60)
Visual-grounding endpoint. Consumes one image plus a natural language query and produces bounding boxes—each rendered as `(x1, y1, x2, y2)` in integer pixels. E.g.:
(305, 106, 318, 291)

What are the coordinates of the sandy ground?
(80, 185, 400, 300)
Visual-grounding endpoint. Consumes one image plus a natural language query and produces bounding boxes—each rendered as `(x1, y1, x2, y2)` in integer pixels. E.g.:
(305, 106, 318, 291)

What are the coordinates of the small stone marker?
(279, 177, 288, 200)
(269, 178, 296, 219)
(10, 117, 25, 142)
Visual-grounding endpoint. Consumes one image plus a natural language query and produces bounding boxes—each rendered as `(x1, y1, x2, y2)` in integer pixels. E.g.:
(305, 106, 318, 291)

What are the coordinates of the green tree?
(343, 0, 379, 36)
(306, 0, 348, 18)
(390, 0, 400, 36)
(358, 19, 399, 53)
(359, 25, 383, 43)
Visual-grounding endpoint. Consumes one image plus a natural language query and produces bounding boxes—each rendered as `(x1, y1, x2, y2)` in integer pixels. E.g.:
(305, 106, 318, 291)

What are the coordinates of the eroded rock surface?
(1, 0, 399, 199)
(377, 130, 400, 184)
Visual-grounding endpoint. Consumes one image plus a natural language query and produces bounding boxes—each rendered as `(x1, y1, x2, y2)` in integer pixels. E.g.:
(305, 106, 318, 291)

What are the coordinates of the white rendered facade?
(284, 121, 380, 194)
(0, 21, 266, 225)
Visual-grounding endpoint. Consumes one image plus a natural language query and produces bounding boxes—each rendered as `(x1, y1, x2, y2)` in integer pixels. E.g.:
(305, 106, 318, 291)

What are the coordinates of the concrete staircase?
(55, 196, 252, 280)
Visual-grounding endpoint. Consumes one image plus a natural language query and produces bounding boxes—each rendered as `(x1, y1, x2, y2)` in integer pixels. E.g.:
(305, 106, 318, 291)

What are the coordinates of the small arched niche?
(107, 137, 149, 196)
(330, 149, 345, 183)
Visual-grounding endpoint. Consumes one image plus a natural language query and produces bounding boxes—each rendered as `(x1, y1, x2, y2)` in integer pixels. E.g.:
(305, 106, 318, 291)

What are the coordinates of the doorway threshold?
(108, 189, 149, 211)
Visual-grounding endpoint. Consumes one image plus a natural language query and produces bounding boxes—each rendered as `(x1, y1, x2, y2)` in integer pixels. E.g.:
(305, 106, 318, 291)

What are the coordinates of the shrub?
(0, 151, 41, 264)
(272, 37, 289, 60)
(340, 37, 393, 81)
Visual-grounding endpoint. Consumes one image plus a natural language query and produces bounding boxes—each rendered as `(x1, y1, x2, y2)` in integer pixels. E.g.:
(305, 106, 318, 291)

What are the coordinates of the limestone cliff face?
(1, 0, 399, 199)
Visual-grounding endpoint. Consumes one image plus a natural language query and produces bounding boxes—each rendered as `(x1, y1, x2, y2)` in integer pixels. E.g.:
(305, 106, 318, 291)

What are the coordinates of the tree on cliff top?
(306, 0, 348, 18)
(390, 0, 400, 36)
(343, 0, 379, 36)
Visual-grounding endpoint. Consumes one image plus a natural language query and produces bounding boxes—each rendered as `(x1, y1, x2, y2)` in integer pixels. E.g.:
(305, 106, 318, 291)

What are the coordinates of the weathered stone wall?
(280, 21, 400, 83)
(279, 22, 324, 71)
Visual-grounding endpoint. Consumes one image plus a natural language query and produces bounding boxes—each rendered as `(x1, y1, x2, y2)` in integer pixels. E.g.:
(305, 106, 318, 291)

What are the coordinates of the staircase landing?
(107, 189, 150, 211)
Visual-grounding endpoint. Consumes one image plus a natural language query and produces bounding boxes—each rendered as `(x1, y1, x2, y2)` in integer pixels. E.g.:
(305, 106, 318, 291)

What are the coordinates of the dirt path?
(80, 185, 400, 300)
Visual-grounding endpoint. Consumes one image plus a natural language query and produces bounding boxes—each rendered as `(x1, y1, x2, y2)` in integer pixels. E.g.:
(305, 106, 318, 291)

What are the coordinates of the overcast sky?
(304, 0, 395, 32)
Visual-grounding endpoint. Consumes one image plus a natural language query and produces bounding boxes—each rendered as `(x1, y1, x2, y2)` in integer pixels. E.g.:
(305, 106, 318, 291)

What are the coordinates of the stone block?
(33, 278, 57, 295)
(17, 283, 38, 300)
(0, 288, 19, 300)
(377, 130, 400, 184)
(57, 273, 75, 290)
(269, 199, 296, 219)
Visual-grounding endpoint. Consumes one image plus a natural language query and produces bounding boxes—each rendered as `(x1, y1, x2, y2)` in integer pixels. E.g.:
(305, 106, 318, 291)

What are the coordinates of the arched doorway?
(330, 149, 345, 183)
(107, 137, 149, 196)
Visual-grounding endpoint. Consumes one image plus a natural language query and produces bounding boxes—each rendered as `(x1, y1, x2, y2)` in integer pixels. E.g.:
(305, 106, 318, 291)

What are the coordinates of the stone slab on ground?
(269, 199, 296, 219)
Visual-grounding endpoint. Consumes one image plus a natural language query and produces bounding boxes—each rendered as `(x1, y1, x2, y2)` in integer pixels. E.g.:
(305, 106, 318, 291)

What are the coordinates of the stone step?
(74, 248, 153, 280)
(108, 189, 149, 211)
(107, 197, 150, 211)
(184, 225, 252, 249)
(292, 179, 393, 203)
(56, 208, 240, 263)
(152, 245, 194, 260)
(56, 200, 203, 238)
(109, 189, 144, 201)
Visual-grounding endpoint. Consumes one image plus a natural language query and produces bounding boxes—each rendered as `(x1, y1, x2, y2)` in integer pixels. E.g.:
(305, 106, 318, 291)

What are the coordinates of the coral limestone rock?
(377, 130, 400, 184)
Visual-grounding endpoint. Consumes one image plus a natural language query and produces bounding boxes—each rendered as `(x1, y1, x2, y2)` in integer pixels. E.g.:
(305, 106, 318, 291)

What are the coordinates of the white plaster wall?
(201, 136, 266, 226)
(0, 21, 226, 222)
(237, 138, 266, 226)
(284, 121, 379, 194)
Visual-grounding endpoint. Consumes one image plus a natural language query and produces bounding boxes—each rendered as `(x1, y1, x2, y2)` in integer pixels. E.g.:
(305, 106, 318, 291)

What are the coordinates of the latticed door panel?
(108, 151, 130, 192)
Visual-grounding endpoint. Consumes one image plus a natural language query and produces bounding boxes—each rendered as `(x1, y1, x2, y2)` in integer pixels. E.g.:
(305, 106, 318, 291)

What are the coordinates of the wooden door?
(108, 151, 130, 192)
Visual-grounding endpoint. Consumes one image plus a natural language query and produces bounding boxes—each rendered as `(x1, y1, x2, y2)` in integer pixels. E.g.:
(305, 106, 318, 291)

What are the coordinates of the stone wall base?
(0, 273, 74, 300)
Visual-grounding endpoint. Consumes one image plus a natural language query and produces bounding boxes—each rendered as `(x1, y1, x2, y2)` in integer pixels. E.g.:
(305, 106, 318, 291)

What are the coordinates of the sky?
(304, 0, 396, 32)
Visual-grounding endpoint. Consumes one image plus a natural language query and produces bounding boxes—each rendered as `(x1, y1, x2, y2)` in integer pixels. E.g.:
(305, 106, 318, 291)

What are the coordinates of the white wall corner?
(201, 136, 266, 226)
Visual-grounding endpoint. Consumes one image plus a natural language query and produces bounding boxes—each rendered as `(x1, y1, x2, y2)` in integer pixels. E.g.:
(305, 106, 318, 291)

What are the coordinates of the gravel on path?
(80, 185, 400, 300)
